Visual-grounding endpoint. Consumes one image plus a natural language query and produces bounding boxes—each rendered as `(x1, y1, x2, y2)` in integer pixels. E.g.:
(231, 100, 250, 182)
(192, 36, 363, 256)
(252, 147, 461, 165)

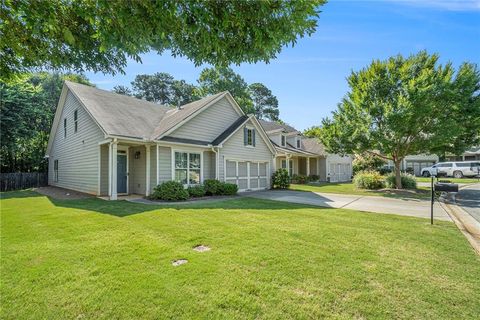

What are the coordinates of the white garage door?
(225, 160, 269, 191)
(329, 163, 352, 182)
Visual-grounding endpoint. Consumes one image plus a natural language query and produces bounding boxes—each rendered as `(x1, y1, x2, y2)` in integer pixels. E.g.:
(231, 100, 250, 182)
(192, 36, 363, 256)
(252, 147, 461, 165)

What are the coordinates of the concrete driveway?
(455, 184, 480, 223)
(242, 190, 451, 221)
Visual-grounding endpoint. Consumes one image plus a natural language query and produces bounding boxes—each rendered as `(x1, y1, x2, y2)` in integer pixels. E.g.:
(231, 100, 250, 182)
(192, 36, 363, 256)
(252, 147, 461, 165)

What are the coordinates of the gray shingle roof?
(258, 119, 298, 133)
(66, 81, 170, 139)
(302, 138, 326, 155)
(65, 81, 228, 141)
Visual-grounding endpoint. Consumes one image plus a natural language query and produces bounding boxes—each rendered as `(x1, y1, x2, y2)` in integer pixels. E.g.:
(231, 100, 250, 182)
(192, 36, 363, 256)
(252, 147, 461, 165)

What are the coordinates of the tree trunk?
(394, 160, 402, 189)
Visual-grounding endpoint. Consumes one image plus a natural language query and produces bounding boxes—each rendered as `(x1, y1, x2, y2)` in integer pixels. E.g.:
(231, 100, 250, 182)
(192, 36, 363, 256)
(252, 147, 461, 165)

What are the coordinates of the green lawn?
(290, 182, 431, 199)
(416, 177, 480, 184)
(1, 191, 479, 319)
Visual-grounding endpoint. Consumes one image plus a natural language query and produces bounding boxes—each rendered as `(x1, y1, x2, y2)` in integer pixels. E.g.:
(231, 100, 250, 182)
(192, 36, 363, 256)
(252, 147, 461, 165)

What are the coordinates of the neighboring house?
(384, 154, 439, 176)
(258, 120, 353, 182)
(46, 81, 277, 199)
(445, 146, 480, 161)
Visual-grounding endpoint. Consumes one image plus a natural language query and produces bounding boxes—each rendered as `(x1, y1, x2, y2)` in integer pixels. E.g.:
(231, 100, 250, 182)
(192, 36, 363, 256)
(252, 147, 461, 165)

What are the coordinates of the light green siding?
(48, 91, 104, 194)
(169, 97, 240, 142)
(158, 146, 172, 183)
(203, 151, 216, 180)
(100, 144, 109, 195)
(219, 119, 274, 183)
(130, 146, 146, 195)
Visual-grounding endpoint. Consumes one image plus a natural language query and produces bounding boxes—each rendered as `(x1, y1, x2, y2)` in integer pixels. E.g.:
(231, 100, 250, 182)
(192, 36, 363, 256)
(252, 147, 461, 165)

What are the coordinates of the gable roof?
(151, 92, 231, 139)
(302, 138, 326, 155)
(65, 81, 170, 140)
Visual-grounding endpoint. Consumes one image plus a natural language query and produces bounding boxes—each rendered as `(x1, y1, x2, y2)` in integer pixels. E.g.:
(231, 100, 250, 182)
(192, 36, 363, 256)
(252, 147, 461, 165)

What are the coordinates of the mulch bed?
(34, 186, 94, 200)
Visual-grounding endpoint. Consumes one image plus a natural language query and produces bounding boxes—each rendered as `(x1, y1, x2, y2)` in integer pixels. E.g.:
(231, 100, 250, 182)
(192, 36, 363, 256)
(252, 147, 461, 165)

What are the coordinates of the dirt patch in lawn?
(34, 186, 94, 200)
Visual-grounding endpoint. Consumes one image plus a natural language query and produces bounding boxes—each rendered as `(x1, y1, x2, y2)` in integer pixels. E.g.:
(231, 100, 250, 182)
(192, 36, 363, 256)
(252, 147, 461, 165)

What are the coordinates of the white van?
(421, 161, 480, 178)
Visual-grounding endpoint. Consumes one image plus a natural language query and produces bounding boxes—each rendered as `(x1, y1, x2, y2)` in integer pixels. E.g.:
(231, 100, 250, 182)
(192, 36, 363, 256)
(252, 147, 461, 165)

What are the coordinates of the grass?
(416, 177, 480, 184)
(290, 182, 431, 199)
(1, 191, 480, 319)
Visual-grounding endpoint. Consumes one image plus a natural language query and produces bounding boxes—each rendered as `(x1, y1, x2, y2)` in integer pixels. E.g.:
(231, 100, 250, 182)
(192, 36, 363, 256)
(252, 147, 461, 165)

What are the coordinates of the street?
(455, 184, 480, 223)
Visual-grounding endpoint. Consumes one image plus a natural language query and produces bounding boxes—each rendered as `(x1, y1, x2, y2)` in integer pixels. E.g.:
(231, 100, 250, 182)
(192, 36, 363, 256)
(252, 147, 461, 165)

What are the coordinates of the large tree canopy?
(318, 51, 480, 189)
(0, 73, 92, 172)
(1, 0, 324, 79)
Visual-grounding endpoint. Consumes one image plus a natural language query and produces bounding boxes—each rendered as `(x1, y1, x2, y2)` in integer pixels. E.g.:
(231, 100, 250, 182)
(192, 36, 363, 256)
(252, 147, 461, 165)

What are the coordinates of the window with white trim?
(54, 160, 59, 181)
(244, 127, 256, 147)
(74, 110, 78, 133)
(281, 135, 286, 147)
(174, 151, 201, 185)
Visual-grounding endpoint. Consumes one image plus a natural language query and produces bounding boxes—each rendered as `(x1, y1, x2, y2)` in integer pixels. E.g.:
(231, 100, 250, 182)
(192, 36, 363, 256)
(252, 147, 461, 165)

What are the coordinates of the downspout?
(211, 146, 220, 180)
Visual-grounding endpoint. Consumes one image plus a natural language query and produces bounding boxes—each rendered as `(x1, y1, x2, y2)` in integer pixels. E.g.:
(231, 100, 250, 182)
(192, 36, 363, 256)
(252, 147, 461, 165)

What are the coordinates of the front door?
(117, 153, 127, 194)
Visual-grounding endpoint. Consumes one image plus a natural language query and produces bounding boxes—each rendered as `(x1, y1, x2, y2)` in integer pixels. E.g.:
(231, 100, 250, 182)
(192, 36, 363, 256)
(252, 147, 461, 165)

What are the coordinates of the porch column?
(145, 145, 151, 196)
(286, 154, 291, 176)
(306, 157, 310, 176)
(110, 141, 118, 200)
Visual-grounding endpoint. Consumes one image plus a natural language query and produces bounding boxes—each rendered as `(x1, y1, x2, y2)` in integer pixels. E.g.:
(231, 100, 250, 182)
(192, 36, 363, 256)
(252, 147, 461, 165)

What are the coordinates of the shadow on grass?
(0, 190, 43, 199)
(1, 189, 322, 217)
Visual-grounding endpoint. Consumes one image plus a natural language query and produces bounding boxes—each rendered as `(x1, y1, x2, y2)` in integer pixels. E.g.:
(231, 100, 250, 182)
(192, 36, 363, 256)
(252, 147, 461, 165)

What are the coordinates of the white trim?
(145, 145, 151, 196)
(116, 145, 129, 195)
(156, 144, 159, 186)
(108, 142, 112, 197)
(97, 145, 101, 196)
(111, 141, 118, 200)
(171, 148, 203, 187)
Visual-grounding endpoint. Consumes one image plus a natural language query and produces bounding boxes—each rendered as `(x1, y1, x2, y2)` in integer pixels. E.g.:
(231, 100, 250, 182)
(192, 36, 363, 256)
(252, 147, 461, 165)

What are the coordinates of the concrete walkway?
(242, 190, 451, 221)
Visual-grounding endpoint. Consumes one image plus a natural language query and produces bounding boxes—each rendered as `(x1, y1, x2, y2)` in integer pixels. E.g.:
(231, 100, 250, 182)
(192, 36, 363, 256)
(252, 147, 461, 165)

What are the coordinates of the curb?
(439, 193, 480, 255)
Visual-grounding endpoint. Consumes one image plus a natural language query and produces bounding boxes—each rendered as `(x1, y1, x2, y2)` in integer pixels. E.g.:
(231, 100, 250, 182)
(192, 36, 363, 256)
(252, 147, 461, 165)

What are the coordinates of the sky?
(85, 0, 480, 131)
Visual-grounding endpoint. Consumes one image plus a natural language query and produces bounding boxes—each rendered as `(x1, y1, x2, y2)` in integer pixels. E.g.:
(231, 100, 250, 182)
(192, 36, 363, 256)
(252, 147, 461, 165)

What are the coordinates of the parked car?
(421, 161, 480, 178)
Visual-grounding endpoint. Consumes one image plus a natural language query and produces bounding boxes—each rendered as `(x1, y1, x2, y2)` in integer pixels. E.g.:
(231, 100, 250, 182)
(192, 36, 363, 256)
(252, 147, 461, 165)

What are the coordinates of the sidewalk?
(242, 189, 451, 221)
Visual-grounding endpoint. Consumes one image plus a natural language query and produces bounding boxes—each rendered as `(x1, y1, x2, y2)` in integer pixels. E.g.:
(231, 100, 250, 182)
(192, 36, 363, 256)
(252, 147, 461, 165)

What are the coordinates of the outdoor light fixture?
(135, 151, 141, 159)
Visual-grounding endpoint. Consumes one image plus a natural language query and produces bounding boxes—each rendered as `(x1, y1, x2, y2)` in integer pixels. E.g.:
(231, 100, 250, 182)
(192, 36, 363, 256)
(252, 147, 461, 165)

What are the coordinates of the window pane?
(189, 153, 200, 169)
(175, 169, 187, 184)
(247, 129, 252, 145)
(175, 152, 187, 168)
(189, 169, 200, 184)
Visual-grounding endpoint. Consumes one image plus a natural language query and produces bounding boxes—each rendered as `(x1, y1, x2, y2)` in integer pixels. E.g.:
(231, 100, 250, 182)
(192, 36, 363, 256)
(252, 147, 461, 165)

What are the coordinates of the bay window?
(174, 151, 201, 185)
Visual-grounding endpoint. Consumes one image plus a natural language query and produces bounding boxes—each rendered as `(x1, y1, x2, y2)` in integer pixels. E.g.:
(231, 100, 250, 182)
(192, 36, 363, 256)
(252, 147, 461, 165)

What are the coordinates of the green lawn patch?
(290, 182, 431, 199)
(1, 191, 479, 319)
(416, 177, 480, 184)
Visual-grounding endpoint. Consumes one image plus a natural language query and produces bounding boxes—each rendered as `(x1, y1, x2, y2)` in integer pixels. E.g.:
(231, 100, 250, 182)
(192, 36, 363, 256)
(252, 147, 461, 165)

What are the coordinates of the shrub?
(188, 185, 206, 197)
(204, 179, 222, 195)
(151, 181, 189, 201)
(378, 167, 393, 175)
(292, 174, 308, 184)
(272, 168, 290, 189)
(385, 173, 417, 189)
(352, 153, 387, 175)
(353, 170, 385, 190)
(218, 182, 238, 195)
(309, 174, 320, 182)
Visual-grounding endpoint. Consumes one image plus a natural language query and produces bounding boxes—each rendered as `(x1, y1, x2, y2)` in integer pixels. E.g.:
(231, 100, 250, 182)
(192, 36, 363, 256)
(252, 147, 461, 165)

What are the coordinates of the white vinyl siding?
(48, 91, 104, 194)
(219, 119, 274, 183)
(169, 97, 240, 142)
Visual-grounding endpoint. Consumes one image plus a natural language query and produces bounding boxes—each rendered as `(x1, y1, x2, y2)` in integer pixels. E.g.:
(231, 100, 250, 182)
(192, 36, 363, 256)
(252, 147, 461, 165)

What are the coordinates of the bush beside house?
(150, 180, 238, 201)
(272, 169, 290, 189)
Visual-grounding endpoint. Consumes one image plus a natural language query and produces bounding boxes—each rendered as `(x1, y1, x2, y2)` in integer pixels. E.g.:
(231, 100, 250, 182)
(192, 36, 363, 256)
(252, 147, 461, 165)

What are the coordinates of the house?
(46, 81, 277, 199)
(384, 154, 439, 176)
(258, 120, 353, 182)
(445, 146, 480, 161)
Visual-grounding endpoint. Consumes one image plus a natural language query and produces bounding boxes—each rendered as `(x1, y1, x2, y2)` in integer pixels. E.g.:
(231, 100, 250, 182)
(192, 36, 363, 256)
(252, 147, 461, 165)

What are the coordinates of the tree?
(119, 73, 197, 106)
(303, 126, 322, 138)
(352, 153, 386, 175)
(0, 72, 93, 172)
(113, 85, 132, 96)
(197, 67, 254, 114)
(319, 51, 480, 189)
(249, 83, 280, 121)
(1, 1, 325, 79)
(131, 73, 175, 104)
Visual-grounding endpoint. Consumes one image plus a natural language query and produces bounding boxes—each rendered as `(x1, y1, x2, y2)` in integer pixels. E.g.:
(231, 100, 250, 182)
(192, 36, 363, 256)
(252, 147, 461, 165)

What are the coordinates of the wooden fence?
(0, 172, 48, 192)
